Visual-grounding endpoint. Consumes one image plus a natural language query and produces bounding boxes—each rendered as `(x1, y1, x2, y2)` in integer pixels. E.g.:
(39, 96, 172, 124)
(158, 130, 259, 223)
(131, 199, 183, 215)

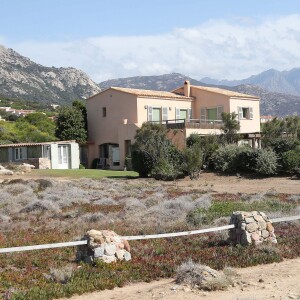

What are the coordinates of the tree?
(131, 123, 183, 179)
(55, 104, 87, 143)
(220, 112, 240, 144)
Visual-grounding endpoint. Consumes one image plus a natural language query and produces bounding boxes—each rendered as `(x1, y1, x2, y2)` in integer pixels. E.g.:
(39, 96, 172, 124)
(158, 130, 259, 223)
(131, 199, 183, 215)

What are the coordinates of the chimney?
(184, 80, 190, 97)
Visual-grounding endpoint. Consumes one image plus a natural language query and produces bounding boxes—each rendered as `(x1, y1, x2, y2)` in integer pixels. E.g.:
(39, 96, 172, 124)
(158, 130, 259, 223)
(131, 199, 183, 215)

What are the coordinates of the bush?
(131, 123, 184, 179)
(282, 148, 300, 172)
(254, 148, 278, 175)
(182, 144, 203, 179)
(176, 260, 231, 290)
(211, 145, 253, 173)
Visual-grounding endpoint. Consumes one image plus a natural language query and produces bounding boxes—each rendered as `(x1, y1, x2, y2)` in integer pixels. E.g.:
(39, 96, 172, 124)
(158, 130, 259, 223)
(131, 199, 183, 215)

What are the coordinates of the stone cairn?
(77, 229, 131, 264)
(229, 211, 277, 246)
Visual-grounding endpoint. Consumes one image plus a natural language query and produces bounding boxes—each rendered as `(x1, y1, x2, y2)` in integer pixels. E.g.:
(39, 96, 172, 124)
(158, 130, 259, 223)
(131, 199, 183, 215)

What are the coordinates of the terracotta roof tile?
(190, 85, 259, 99)
(110, 87, 194, 100)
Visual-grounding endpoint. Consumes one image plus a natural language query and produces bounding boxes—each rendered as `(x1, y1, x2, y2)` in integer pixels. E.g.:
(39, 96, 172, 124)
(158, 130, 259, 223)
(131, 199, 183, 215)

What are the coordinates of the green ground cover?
(32, 169, 138, 179)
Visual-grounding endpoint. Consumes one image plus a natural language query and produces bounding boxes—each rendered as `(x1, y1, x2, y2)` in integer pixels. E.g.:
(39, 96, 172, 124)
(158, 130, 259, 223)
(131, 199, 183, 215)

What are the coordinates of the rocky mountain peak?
(0, 44, 101, 104)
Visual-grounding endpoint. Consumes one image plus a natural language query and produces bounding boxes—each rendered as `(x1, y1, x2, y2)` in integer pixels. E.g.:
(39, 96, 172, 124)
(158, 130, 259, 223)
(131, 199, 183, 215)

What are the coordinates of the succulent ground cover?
(0, 177, 299, 299)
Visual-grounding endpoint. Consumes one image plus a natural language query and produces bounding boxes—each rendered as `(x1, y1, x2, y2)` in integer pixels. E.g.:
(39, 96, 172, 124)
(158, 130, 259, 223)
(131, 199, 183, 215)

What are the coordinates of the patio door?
(58, 145, 69, 169)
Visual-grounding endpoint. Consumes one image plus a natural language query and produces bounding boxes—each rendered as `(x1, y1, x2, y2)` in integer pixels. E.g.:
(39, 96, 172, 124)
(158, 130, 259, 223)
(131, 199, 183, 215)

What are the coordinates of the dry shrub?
(193, 194, 212, 209)
(92, 198, 117, 205)
(287, 195, 300, 202)
(124, 198, 146, 212)
(49, 265, 74, 284)
(176, 260, 231, 291)
(20, 200, 60, 213)
(256, 243, 280, 255)
(82, 212, 107, 223)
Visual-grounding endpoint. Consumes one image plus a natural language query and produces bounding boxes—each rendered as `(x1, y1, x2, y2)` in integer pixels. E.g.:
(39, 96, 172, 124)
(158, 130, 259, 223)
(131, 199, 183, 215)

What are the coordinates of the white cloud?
(6, 14, 300, 82)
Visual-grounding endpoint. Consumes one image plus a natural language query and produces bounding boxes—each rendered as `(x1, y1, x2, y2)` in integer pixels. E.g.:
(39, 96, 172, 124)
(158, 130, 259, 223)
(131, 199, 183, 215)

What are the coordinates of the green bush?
(282, 148, 300, 172)
(131, 123, 184, 179)
(254, 148, 278, 175)
(211, 145, 252, 173)
(182, 144, 203, 179)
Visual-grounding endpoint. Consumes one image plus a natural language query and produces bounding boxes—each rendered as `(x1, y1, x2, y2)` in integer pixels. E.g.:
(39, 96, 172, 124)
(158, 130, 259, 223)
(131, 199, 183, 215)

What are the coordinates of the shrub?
(212, 145, 253, 173)
(182, 145, 203, 179)
(176, 260, 231, 290)
(254, 148, 278, 175)
(282, 148, 300, 172)
(49, 266, 74, 284)
(131, 123, 184, 179)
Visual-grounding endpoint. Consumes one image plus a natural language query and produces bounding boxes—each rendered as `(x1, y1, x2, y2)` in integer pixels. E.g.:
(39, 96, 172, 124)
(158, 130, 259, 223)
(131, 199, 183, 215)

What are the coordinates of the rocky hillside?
(99, 73, 300, 117)
(201, 68, 300, 97)
(99, 73, 208, 91)
(0, 45, 100, 104)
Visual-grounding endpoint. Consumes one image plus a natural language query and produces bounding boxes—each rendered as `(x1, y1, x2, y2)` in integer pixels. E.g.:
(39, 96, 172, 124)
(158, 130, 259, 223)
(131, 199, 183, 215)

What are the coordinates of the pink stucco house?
(86, 81, 260, 169)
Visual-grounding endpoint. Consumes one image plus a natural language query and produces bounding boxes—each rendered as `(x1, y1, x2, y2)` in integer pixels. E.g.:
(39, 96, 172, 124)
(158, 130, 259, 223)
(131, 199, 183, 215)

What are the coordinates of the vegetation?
(131, 123, 183, 179)
(220, 112, 241, 144)
(0, 112, 56, 144)
(31, 169, 138, 179)
(55, 101, 88, 143)
(0, 178, 298, 299)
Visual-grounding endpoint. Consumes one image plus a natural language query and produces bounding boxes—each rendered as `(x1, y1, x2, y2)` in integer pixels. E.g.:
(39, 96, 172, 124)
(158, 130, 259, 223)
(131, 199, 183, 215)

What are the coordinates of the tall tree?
(221, 112, 241, 144)
(55, 103, 87, 143)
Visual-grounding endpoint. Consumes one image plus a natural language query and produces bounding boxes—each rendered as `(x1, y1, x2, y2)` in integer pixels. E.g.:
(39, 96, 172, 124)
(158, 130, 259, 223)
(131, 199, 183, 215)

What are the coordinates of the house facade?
(86, 81, 260, 169)
(0, 140, 80, 169)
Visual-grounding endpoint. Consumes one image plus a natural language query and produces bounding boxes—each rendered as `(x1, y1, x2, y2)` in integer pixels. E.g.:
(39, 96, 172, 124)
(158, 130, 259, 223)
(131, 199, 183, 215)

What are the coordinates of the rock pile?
(77, 229, 131, 264)
(229, 211, 277, 246)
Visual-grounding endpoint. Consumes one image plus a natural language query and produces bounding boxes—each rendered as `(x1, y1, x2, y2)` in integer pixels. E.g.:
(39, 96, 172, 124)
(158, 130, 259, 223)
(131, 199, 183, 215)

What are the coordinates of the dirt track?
(62, 258, 300, 300)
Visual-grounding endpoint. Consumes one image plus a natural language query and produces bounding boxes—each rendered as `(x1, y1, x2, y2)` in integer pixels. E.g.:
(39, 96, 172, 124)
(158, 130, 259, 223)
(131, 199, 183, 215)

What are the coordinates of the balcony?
(150, 119, 223, 130)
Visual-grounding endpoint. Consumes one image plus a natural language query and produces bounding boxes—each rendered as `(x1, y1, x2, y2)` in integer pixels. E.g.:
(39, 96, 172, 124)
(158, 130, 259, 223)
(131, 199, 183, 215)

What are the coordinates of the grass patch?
(31, 169, 138, 179)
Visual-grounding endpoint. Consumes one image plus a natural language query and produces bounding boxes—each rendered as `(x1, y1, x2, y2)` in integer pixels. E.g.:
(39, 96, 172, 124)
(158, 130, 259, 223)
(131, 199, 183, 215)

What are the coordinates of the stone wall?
(77, 229, 131, 264)
(229, 211, 277, 246)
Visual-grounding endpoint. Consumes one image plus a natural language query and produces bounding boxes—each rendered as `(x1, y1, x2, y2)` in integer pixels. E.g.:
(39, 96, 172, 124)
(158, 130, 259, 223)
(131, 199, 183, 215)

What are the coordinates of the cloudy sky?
(1, 0, 300, 82)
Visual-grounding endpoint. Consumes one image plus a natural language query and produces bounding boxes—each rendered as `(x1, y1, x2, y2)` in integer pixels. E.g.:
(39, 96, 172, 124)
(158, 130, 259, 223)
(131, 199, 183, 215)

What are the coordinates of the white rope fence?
(0, 215, 299, 254)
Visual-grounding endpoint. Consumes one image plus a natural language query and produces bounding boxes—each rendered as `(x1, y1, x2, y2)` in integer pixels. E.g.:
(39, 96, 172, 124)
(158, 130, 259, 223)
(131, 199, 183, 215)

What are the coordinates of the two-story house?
(86, 81, 260, 169)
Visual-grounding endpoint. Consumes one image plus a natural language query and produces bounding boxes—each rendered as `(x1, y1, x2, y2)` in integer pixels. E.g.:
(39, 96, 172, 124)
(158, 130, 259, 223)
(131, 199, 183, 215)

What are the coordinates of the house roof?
(89, 87, 194, 100)
(0, 140, 76, 148)
(189, 85, 259, 99)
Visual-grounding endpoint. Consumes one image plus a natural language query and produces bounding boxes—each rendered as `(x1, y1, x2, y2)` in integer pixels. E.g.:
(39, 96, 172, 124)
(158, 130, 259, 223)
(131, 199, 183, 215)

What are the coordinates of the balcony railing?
(150, 119, 223, 130)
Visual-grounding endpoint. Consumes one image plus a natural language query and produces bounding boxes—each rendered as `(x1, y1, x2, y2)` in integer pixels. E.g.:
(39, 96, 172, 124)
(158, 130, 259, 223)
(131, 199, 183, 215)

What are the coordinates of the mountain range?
(201, 68, 300, 97)
(0, 44, 300, 116)
(0, 45, 100, 105)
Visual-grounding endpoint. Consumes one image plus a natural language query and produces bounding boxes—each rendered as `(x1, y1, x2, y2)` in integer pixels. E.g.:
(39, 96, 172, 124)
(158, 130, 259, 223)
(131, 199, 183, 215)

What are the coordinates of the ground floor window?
(14, 147, 27, 160)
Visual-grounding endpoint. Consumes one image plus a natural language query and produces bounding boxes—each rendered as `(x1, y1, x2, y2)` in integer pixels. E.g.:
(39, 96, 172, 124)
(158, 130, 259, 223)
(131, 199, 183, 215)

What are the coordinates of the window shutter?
(249, 107, 253, 119)
(217, 106, 223, 120)
(148, 106, 153, 121)
(175, 108, 180, 120)
(238, 107, 243, 120)
(200, 107, 206, 122)
(162, 107, 168, 121)
(188, 108, 192, 121)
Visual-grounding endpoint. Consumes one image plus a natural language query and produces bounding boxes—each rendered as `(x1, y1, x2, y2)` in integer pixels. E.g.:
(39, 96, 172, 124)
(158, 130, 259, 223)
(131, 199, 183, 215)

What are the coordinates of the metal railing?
(150, 119, 223, 130)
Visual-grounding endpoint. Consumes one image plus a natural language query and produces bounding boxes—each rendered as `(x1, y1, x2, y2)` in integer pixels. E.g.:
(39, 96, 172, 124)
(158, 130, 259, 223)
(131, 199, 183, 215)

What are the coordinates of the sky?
(1, 0, 300, 82)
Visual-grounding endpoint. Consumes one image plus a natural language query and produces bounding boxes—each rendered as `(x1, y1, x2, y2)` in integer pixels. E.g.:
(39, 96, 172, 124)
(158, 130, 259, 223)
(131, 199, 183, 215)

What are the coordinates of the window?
(238, 107, 253, 120)
(102, 107, 107, 117)
(200, 106, 223, 122)
(125, 140, 131, 157)
(152, 107, 161, 122)
(148, 106, 168, 122)
(176, 108, 192, 121)
(14, 147, 27, 160)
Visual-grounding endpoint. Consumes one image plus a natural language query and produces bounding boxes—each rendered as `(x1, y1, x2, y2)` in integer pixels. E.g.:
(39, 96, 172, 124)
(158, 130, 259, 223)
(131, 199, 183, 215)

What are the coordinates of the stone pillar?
(77, 230, 131, 264)
(229, 211, 277, 246)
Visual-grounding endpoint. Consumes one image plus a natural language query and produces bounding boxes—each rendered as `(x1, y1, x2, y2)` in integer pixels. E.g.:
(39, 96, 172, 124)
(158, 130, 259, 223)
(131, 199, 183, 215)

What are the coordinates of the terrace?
(151, 119, 224, 130)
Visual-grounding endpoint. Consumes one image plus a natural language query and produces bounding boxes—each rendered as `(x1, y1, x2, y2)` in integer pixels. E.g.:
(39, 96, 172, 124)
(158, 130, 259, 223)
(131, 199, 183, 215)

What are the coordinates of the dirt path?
(62, 258, 300, 300)
(177, 172, 300, 194)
